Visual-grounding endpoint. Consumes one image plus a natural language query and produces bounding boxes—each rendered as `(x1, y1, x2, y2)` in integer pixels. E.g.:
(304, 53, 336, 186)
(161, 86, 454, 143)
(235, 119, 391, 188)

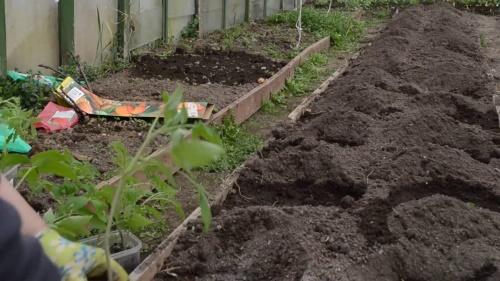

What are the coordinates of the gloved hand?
(37, 228, 129, 281)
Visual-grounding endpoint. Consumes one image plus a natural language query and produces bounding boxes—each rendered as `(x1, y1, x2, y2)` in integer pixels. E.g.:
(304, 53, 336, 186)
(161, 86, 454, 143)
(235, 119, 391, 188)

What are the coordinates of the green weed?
(0, 74, 53, 111)
(58, 55, 129, 83)
(262, 92, 288, 113)
(205, 117, 263, 172)
(221, 25, 245, 49)
(181, 16, 200, 39)
(0, 97, 37, 141)
(268, 8, 366, 49)
(285, 53, 329, 96)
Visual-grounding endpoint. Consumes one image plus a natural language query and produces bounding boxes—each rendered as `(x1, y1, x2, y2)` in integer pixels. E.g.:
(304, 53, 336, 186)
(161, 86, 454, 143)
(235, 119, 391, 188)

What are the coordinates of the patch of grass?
(285, 52, 329, 96)
(262, 91, 288, 114)
(221, 25, 245, 49)
(204, 117, 264, 172)
(268, 8, 366, 49)
(318, 0, 500, 11)
(58, 56, 129, 83)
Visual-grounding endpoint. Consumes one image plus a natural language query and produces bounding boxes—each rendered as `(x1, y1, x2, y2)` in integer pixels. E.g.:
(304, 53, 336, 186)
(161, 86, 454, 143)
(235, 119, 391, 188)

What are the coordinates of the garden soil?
(155, 4, 500, 281)
(92, 49, 284, 110)
(33, 50, 284, 176)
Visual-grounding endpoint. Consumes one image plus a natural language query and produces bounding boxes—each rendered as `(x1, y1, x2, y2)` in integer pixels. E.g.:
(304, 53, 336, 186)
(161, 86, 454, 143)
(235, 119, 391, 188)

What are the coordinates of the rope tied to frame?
(295, 0, 303, 48)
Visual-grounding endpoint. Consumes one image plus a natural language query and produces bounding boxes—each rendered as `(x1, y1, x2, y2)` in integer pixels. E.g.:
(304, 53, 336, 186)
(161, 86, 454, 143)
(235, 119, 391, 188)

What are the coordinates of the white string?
(295, 0, 303, 49)
(327, 0, 332, 13)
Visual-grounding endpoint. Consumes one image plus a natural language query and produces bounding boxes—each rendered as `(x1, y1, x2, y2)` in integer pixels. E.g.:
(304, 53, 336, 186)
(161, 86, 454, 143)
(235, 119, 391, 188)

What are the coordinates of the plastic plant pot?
(80, 230, 142, 272)
(4, 165, 19, 185)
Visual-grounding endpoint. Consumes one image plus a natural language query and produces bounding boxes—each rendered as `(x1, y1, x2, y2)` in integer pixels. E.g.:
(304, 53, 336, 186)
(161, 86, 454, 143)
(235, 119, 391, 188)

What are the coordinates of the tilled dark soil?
(32, 118, 168, 177)
(155, 4, 500, 281)
(130, 49, 285, 86)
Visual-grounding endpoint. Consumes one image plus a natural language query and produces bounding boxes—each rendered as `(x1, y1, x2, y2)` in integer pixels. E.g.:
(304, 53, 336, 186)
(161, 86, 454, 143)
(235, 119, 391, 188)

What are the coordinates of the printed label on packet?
(185, 103, 199, 118)
(51, 110, 77, 120)
(66, 87, 85, 102)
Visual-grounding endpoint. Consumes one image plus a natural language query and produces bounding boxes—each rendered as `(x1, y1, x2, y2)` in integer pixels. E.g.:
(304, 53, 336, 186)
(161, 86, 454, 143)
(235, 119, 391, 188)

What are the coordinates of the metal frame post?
(222, 0, 227, 29)
(162, 0, 169, 42)
(117, 0, 130, 58)
(245, 0, 250, 22)
(58, 0, 75, 65)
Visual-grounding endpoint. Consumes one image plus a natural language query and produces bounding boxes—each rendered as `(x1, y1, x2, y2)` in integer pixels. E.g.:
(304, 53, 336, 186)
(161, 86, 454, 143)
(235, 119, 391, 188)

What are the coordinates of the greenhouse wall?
(75, 0, 118, 65)
(0, 0, 298, 74)
(4, 0, 59, 73)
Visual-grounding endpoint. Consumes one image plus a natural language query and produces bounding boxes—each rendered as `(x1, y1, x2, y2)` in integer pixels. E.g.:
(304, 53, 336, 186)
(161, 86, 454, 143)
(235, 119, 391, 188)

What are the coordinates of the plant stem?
(104, 115, 160, 281)
(14, 167, 35, 190)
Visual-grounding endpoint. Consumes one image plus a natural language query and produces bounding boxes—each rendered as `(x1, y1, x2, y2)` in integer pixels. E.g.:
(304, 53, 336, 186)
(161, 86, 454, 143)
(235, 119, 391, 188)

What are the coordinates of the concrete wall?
(225, 0, 246, 28)
(283, 0, 296, 10)
(5, 0, 58, 72)
(4, 0, 299, 72)
(250, 0, 265, 20)
(267, 0, 282, 16)
(75, 0, 118, 65)
(129, 0, 164, 50)
(199, 0, 223, 34)
(168, 0, 196, 39)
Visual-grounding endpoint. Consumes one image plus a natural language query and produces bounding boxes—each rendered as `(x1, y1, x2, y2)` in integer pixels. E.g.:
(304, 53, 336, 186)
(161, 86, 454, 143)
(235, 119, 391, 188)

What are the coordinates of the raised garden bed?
(132, 4, 500, 281)
(29, 15, 333, 177)
(12, 12, 334, 264)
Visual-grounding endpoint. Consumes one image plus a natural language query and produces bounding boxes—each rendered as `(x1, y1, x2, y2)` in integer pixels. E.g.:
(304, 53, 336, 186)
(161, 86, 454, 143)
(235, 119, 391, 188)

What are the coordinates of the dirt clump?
(155, 4, 500, 281)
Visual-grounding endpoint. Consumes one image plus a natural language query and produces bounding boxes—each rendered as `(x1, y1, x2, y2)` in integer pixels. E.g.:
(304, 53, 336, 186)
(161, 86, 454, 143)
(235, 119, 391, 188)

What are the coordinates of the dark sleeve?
(0, 198, 61, 281)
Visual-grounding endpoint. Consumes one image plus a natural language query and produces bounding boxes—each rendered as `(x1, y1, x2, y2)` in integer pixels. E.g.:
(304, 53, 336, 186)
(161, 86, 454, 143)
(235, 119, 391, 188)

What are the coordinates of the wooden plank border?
(288, 52, 359, 122)
(127, 36, 331, 281)
(211, 36, 330, 124)
(129, 165, 244, 281)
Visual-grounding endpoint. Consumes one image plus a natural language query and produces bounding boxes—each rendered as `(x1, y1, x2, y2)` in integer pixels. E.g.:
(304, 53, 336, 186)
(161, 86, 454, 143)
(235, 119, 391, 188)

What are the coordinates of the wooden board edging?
(288, 52, 360, 122)
(129, 166, 244, 281)
(210, 36, 331, 124)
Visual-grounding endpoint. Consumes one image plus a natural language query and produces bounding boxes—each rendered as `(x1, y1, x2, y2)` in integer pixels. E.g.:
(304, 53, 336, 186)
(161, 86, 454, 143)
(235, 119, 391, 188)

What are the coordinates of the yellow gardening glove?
(37, 229, 129, 281)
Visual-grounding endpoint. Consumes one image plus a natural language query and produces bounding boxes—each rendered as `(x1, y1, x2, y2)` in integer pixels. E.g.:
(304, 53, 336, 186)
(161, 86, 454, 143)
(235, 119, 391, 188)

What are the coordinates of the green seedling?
(0, 88, 223, 281)
(0, 97, 38, 141)
(181, 16, 200, 39)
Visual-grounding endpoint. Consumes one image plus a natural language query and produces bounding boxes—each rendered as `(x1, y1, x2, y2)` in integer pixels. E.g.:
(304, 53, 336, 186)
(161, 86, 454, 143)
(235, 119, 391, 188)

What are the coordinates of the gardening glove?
(37, 228, 129, 281)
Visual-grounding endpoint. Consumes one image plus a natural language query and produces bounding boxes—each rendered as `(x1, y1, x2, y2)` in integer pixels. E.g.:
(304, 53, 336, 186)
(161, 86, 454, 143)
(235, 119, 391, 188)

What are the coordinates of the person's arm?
(0, 196, 61, 281)
(0, 175, 47, 236)
(0, 175, 129, 281)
